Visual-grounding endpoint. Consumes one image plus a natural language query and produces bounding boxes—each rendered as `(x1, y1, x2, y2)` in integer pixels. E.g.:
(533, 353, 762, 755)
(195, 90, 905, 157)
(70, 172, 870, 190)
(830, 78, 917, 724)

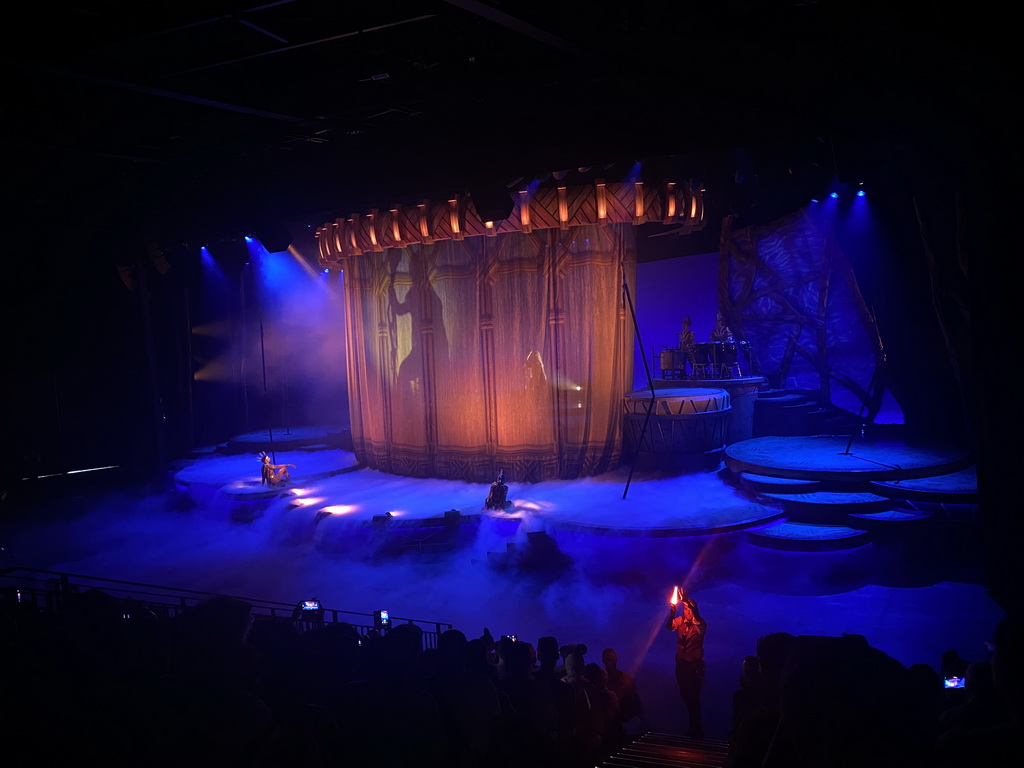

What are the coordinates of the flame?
(670, 585, 681, 606)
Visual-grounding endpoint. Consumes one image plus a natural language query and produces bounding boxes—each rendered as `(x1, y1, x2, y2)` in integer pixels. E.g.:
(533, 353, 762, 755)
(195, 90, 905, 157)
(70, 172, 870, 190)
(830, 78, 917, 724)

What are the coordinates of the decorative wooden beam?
(315, 179, 706, 266)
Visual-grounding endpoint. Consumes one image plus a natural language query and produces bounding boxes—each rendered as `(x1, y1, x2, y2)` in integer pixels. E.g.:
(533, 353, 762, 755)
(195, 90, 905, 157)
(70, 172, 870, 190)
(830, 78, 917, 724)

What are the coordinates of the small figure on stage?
(260, 452, 296, 487)
(484, 467, 509, 510)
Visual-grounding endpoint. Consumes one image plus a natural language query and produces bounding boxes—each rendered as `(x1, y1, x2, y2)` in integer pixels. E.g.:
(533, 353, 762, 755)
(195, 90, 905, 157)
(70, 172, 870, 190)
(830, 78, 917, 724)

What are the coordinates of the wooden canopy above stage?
(315, 179, 707, 265)
(313, 177, 708, 483)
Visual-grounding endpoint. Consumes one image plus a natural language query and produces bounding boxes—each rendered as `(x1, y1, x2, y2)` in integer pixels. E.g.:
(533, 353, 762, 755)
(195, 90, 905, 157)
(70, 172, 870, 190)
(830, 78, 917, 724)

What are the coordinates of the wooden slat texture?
(315, 180, 705, 264)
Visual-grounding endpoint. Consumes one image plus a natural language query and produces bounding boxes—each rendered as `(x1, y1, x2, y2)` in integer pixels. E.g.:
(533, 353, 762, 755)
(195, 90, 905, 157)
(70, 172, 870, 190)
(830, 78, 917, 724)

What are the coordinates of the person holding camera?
(666, 587, 707, 739)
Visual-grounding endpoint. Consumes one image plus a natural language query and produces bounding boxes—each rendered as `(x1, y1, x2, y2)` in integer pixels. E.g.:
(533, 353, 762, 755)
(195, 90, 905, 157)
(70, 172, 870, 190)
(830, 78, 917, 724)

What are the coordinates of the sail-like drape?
(342, 223, 636, 482)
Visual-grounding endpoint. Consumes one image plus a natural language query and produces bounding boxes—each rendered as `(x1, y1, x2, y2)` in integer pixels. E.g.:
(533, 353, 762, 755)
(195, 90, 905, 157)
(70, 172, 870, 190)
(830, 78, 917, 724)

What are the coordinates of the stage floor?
(0, 430, 1002, 743)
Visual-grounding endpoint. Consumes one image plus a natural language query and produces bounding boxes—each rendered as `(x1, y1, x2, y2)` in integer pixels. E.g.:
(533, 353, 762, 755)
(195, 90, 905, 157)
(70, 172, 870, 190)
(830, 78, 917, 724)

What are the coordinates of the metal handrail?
(0, 567, 452, 647)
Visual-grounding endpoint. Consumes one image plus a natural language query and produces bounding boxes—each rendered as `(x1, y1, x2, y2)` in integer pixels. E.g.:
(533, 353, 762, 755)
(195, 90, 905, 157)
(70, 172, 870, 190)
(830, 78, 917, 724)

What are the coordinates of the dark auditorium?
(2, 2, 1021, 766)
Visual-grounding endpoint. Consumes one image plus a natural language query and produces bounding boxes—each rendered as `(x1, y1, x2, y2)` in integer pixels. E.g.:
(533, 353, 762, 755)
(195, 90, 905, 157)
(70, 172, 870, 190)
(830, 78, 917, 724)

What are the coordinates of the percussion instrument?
(622, 388, 730, 459)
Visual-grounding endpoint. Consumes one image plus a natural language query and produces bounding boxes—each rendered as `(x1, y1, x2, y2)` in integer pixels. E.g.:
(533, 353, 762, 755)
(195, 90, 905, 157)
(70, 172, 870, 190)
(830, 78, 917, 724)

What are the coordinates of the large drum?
(658, 348, 688, 378)
(622, 387, 730, 472)
(658, 348, 676, 373)
(693, 341, 752, 378)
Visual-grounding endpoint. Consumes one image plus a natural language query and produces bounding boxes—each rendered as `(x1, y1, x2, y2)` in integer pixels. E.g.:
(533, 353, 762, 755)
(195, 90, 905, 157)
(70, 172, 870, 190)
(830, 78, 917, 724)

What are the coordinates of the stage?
(1, 425, 999, 743)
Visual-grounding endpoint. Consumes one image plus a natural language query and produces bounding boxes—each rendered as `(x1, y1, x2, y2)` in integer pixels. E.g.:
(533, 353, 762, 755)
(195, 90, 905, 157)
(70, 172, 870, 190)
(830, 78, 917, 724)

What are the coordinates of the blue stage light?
(856, 189, 866, 197)
(829, 192, 839, 199)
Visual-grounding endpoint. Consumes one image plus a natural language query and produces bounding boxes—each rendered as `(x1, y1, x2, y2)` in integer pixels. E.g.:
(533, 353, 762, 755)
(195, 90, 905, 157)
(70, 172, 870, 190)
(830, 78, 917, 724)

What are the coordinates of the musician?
(678, 316, 695, 350)
(710, 311, 733, 342)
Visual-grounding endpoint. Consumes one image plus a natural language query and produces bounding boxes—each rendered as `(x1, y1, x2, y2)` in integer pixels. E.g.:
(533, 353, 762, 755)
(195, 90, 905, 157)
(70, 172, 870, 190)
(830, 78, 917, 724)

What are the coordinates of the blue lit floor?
(0, 434, 1003, 742)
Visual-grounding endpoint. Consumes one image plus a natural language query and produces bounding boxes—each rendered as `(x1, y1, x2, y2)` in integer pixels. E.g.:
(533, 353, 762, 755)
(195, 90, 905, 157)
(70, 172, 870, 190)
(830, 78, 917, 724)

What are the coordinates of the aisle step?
(601, 732, 729, 767)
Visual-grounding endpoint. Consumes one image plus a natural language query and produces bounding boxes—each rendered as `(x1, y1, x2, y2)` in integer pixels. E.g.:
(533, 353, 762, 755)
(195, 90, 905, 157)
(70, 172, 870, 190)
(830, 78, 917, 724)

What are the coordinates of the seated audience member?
(466, 636, 500, 686)
(423, 628, 504, 768)
(602, 647, 645, 729)
(727, 633, 796, 767)
(147, 597, 278, 766)
(247, 617, 341, 767)
(729, 655, 762, 741)
(939, 661, 1008, 733)
(907, 662, 948, 744)
(331, 624, 449, 767)
(934, 610, 1024, 767)
(534, 636, 576, 762)
(774, 634, 935, 767)
(564, 649, 602, 766)
(586, 660, 625, 753)
(494, 638, 558, 767)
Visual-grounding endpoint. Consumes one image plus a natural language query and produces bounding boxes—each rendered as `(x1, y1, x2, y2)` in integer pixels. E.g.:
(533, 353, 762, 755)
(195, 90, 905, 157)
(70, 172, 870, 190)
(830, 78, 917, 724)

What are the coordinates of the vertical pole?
(261, 317, 275, 463)
(621, 276, 655, 500)
(184, 286, 195, 450)
(136, 257, 169, 481)
(240, 265, 250, 431)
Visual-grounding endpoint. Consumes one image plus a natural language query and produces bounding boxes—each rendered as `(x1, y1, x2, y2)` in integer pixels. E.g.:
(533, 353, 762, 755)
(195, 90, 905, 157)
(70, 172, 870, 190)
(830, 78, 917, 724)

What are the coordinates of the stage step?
(753, 391, 816, 436)
(847, 507, 934, 530)
(755, 388, 803, 401)
(867, 466, 978, 503)
(751, 389, 867, 438)
(746, 520, 870, 551)
(739, 471, 824, 494)
(757, 489, 891, 522)
(221, 426, 339, 455)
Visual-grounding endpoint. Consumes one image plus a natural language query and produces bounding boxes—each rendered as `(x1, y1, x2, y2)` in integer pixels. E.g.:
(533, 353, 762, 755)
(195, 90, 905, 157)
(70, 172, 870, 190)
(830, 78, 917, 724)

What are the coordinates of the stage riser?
(770, 499, 893, 524)
(730, 542, 876, 594)
(626, 449, 725, 475)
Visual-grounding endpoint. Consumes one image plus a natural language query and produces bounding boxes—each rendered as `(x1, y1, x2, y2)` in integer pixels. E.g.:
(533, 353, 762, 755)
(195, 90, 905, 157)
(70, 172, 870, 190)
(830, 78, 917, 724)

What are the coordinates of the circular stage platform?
(161, 426, 980, 585)
(480, 492, 780, 538)
(725, 435, 974, 482)
(174, 449, 361, 490)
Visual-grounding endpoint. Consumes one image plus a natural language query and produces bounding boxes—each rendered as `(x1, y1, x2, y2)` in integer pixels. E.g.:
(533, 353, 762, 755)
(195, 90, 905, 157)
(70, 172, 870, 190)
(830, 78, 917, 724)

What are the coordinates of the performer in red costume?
(666, 586, 707, 739)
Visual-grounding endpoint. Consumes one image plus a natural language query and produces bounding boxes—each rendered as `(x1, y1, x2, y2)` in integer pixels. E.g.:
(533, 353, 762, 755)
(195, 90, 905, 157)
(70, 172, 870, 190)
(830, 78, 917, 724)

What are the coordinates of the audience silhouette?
(534, 635, 577, 762)
(603, 646, 645, 730)
(4, 586, 1022, 768)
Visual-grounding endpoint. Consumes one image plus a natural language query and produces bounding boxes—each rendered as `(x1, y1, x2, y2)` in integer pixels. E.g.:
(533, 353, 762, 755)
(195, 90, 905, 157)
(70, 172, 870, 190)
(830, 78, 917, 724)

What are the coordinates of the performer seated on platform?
(484, 468, 509, 510)
(260, 452, 296, 487)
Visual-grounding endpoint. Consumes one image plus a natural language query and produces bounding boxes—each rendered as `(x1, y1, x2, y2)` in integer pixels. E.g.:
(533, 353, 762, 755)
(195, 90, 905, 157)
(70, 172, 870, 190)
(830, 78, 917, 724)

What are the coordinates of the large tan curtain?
(342, 223, 636, 482)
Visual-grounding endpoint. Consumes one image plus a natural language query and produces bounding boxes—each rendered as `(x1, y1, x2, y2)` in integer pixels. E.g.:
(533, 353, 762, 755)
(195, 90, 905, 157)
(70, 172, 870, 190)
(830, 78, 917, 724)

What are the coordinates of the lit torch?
(670, 585, 681, 606)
